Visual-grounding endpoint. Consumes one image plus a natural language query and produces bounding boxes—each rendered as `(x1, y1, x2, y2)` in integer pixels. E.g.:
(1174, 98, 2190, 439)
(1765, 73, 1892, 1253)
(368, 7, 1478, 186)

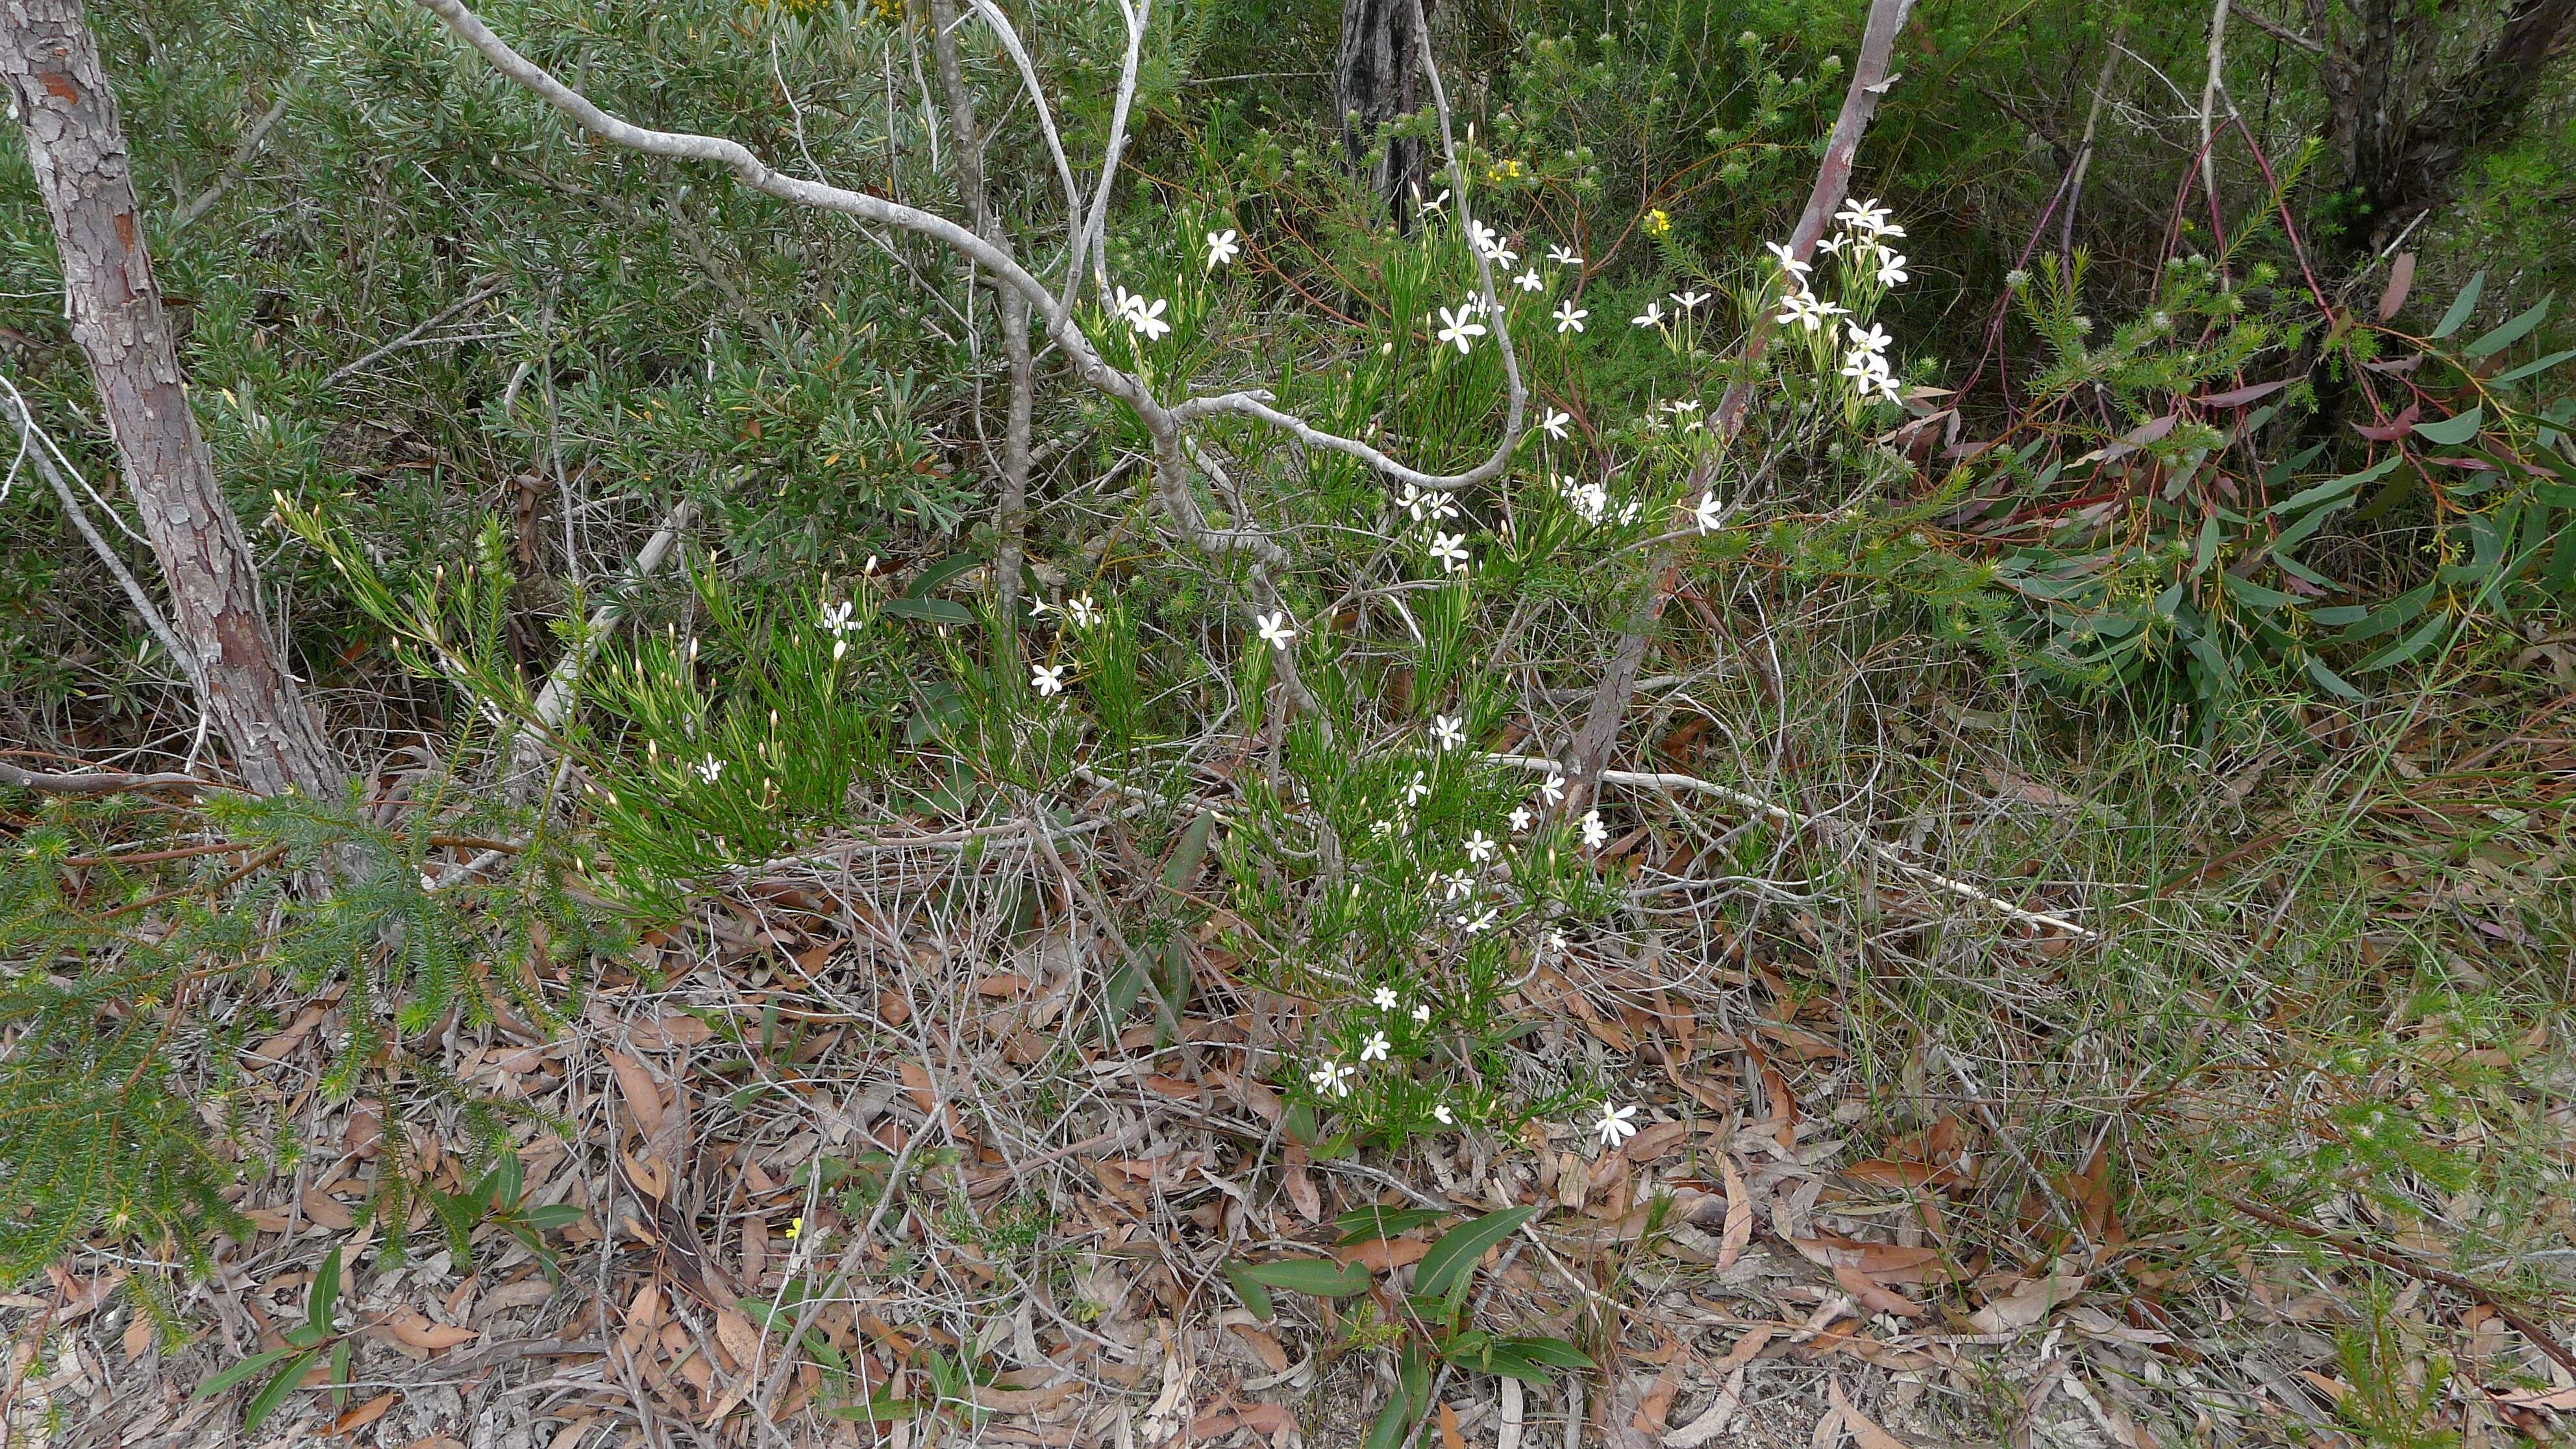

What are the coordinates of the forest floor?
(7, 651, 2575, 1449)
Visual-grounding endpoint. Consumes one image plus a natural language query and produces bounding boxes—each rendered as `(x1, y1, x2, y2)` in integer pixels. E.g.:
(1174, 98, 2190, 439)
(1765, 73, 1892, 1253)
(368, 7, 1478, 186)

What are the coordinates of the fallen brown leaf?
(330, 1391, 399, 1436)
(1829, 1378, 1905, 1449)
(601, 1046, 665, 1139)
(1717, 1157, 1753, 1272)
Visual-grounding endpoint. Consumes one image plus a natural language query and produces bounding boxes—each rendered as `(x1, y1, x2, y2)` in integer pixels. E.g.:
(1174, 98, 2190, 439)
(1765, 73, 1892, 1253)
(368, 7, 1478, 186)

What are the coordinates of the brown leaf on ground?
(1829, 1378, 1905, 1449)
(1833, 1263, 1927, 1317)
(1337, 1235, 1431, 1272)
(1439, 1400, 1469, 1449)
(1632, 1352, 1686, 1433)
(602, 1046, 665, 1138)
(1968, 1265, 2087, 1333)
(1717, 1156, 1753, 1272)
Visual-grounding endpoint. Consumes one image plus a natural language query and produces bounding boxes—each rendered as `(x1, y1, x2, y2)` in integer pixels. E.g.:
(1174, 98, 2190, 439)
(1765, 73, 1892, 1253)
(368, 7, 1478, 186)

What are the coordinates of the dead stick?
(2222, 1192, 2576, 1374)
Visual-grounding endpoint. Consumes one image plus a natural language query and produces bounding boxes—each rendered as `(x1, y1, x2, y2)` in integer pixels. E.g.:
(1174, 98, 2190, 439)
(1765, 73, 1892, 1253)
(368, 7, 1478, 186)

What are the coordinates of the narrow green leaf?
(905, 553, 982, 599)
(2493, 345, 2576, 385)
(2355, 614, 2449, 673)
(194, 1348, 296, 1400)
(1495, 1335, 1594, 1370)
(2431, 271, 2485, 339)
(523, 1203, 586, 1230)
(880, 596, 975, 625)
(1415, 1206, 1537, 1302)
(1222, 1261, 1274, 1321)
(241, 1351, 318, 1433)
(1161, 810, 1217, 890)
(2222, 573, 2299, 612)
(2304, 654, 2364, 701)
(283, 1322, 330, 1350)
(1365, 1393, 1414, 1449)
(2468, 296, 2551, 357)
(2412, 407, 2484, 445)
(2338, 581, 2436, 643)
(2272, 456, 2401, 515)
(1242, 1257, 1370, 1296)
(309, 1245, 341, 1334)
(1335, 1207, 1449, 1245)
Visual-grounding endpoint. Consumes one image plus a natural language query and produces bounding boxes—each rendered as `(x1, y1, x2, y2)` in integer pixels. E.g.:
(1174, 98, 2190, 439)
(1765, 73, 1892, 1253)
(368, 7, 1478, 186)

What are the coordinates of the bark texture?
(1336, 0, 1434, 222)
(3, 0, 341, 798)
(2301, 0, 2576, 266)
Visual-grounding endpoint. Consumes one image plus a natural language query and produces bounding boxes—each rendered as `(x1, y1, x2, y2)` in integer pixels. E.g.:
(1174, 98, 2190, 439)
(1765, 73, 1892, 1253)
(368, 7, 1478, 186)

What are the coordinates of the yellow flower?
(784, 1215, 803, 1241)
(1644, 208, 1673, 238)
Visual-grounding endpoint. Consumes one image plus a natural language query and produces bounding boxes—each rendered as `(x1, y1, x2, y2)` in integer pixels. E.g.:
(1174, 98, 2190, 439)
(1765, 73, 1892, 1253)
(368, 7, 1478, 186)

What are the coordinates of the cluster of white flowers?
(1766, 199, 1911, 405)
(1309, 985, 1440, 1104)
(819, 599, 861, 660)
(1107, 285, 1171, 341)
(1427, 231, 1589, 354)
(1554, 473, 1641, 526)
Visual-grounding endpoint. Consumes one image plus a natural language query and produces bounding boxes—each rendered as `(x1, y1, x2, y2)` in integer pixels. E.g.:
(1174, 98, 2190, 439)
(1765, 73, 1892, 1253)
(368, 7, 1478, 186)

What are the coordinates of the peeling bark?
(3, 0, 341, 797)
(1336, 0, 1435, 222)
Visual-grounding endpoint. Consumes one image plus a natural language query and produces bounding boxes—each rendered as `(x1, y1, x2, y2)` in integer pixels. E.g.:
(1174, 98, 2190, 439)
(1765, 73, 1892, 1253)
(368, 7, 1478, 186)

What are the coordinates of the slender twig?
(318, 277, 510, 391)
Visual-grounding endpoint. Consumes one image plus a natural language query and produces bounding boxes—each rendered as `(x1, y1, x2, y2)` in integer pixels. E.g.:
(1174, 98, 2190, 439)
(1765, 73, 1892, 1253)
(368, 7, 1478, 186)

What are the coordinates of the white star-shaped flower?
(1595, 1100, 1641, 1148)
(1064, 593, 1099, 627)
(1515, 268, 1546, 293)
(1547, 243, 1583, 267)
(693, 756, 724, 784)
(1459, 906, 1498, 935)
(1671, 290, 1709, 311)
(1416, 186, 1450, 217)
(1539, 770, 1567, 806)
(1693, 494, 1724, 533)
(1205, 227, 1241, 270)
(1875, 249, 1910, 287)
(1435, 304, 1488, 354)
(1413, 1002, 1433, 1024)
(1467, 220, 1501, 256)
(1432, 1102, 1454, 1125)
(1763, 240, 1810, 277)
(1540, 408, 1571, 440)
(1030, 663, 1069, 697)
(1403, 771, 1432, 807)
(1835, 197, 1892, 234)
(1429, 532, 1471, 573)
(1776, 290, 1827, 332)
(1359, 1032, 1391, 1063)
(820, 601, 858, 636)
(1631, 300, 1666, 328)
(1442, 870, 1476, 902)
(1432, 713, 1467, 751)
(1579, 808, 1608, 849)
(1126, 296, 1172, 340)
(1844, 321, 1891, 356)
(1309, 1059, 1356, 1097)
(1372, 986, 1399, 1011)
(1553, 301, 1588, 334)
(1465, 831, 1496, 862)
(1256, 610, 1296, 650)
(1508, 806, 1533, 833)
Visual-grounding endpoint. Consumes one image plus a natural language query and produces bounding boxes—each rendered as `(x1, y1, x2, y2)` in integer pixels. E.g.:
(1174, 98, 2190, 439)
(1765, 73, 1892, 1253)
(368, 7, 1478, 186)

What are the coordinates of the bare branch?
(2, 374, 195, 685)
(0, 760, 236, 796)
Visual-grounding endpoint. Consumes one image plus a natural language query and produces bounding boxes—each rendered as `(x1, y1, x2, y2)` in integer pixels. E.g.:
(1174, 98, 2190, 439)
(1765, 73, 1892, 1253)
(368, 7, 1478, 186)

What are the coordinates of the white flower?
(1763, 240, 1811, 277)
(1594, 1100, 1641, 1148)
(1875, 249, 1910, 287)
(1866, 367, 1904, 404)
(1835, 197, 1893, 234)
(1553, 301, 1589, 334)
(1030, 663, 1069, 697)
(1432, 1103, 1454, 1125)
(1465, 831, 1496, 862)
(1126, 295, 1172, 340)
(1693, 493, 1724, 533)
(1359, 1032, 1391, 1063)
(1432, 713, 1467, 751)
(1546, 243, 1583, 267)
(1027, 595, 1051, 618)
(1372, 986, 1400, 1011)
(1671, 290, 1709, 311)
(1435, 304, 1488, 354)
(1538, 770, 1566, 806)
(1413, 1002, 1433, 1024)
(1508, 806, 1533, 833)
(1309, 1059, 1357, 1097)
(1429, 532, 1471, 573)
(1560, 475, 1609, 524)
(1816, 232, 1851, 256)
(1579, 808, 1609, 849)
(1416, 186, 1450, 216)
(1204, 227, 1241, 270)
(1467, 220, 1501, 256)
(1540, 408, 1571, 440)
(1064, 593, 1100, 627)
(1775, 290, 1827, 332)
(1542, 927, 1568, 954)
(1256, 610, 1297, 651)
(1631, 300, 1667, 328)
(1844, 321, 1890, 356)
(1669, 397, 1703, 432)
(1400, 482, 1459, 524)
(820, 601, 859, 636)
(1442, 870, 1476, 902)
(693, 756, 724, 784)
(1515, 268, 1546, 293)
(1403, 771, 1432, 807)
(1459, 906, 1498, 935)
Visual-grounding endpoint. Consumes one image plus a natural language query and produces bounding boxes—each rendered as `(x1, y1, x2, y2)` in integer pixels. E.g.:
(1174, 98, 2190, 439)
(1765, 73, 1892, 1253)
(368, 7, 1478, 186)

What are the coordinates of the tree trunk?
(1336, 0, 1434, 223)
(3, 0, 341, 799)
